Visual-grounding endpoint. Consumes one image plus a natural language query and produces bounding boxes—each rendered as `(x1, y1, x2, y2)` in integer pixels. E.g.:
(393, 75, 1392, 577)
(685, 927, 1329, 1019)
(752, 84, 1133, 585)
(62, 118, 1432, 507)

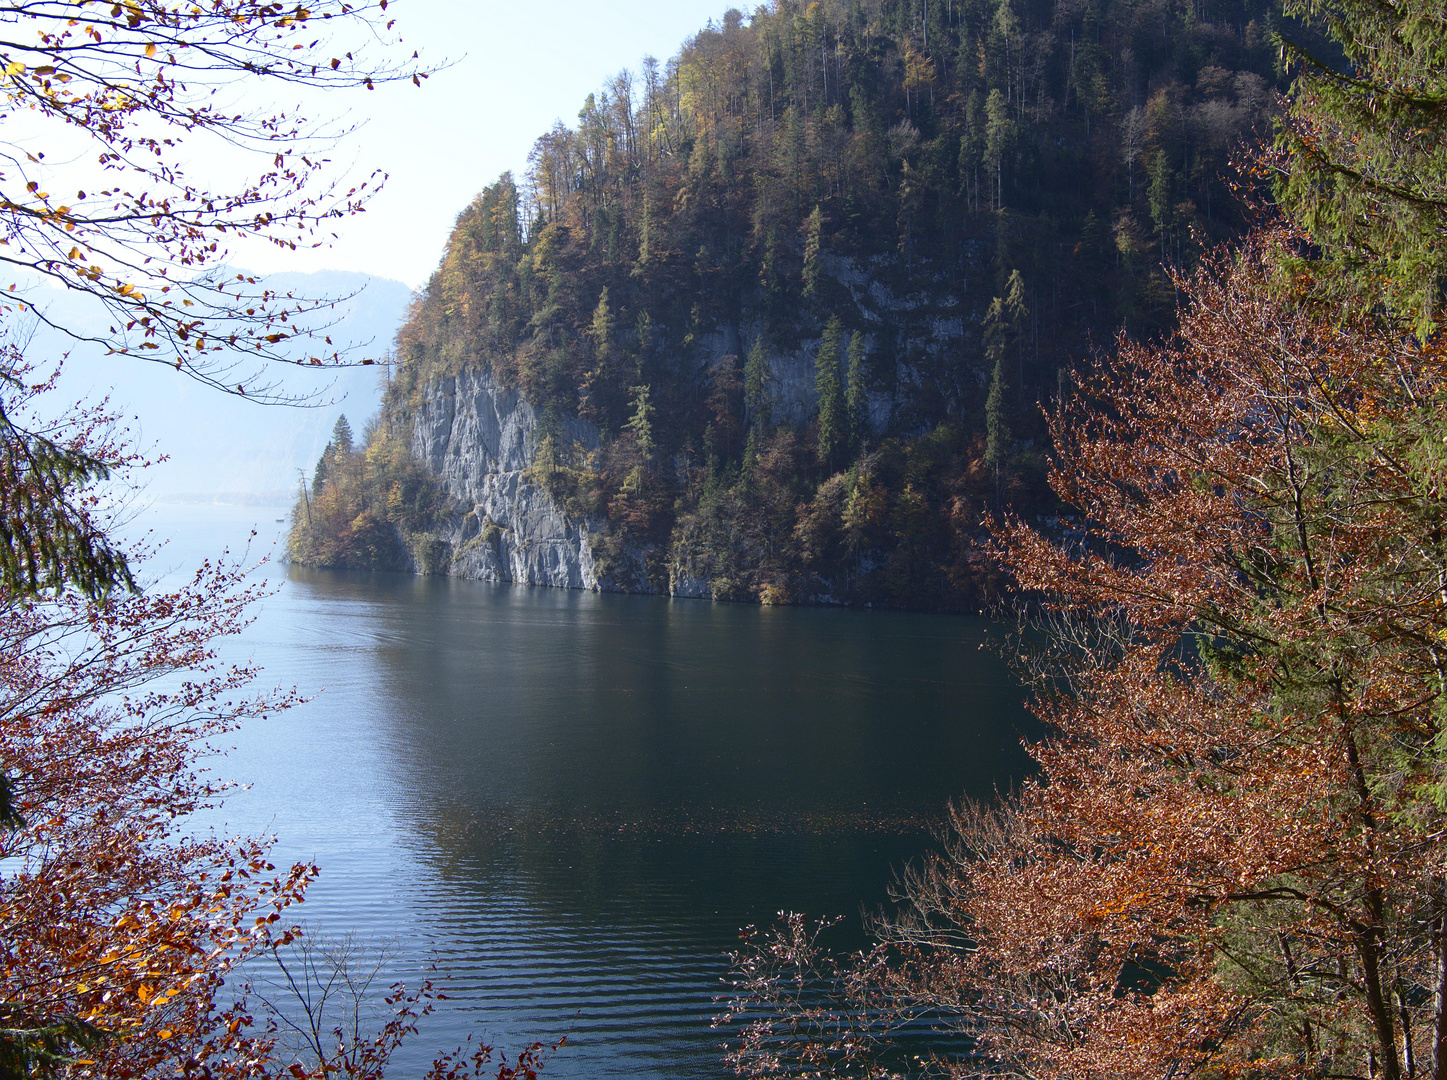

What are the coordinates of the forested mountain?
(304, 0, 1290, 608)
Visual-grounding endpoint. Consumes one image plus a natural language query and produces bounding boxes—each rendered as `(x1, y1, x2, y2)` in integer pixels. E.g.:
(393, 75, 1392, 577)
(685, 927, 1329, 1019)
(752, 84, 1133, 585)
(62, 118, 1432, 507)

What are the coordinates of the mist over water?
(158, 502, 1035, 1079)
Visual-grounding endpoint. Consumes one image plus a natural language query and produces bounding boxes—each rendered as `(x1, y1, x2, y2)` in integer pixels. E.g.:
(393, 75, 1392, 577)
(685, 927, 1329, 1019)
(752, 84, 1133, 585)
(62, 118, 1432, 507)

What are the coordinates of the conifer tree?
(984, 355, 1009, 476)
(801, 206, 824, 299)
(533, 404, 562, 481)
(846, 332, 868, 453)
(624, 384, 654, 456)
(332, 415, 354, 456)
(983, 269, 1028, 404)
(1276, 1, 1447, 334)
(591, 288, 614, 363)
(1191, 7, 1447, 323)
(814, 317, 846, 470)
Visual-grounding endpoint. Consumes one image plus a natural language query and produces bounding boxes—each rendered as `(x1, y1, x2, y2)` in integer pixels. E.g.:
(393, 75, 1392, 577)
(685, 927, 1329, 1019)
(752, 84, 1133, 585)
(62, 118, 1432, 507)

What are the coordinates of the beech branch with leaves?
(0, 0, 428, 399)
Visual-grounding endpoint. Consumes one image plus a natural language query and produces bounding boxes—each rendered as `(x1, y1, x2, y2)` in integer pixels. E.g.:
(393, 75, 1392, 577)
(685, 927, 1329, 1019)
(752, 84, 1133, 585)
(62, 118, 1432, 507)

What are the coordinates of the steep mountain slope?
(304, 0, 1290, 608)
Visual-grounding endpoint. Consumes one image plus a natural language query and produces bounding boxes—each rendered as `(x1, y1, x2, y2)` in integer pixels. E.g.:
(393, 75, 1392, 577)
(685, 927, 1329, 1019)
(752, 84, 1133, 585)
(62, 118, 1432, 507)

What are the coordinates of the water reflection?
(171, 508, 1035, 1079)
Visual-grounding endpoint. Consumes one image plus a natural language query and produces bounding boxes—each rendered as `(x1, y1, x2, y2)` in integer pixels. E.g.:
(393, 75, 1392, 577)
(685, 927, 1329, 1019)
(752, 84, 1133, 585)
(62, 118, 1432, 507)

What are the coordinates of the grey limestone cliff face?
(408, 368, 605, 590)
(402, 254, 976, 599)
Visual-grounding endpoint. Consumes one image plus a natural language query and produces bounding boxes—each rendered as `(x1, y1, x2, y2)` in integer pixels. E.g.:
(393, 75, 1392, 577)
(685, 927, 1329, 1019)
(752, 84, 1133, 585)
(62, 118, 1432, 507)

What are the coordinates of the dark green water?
(168, 506, 1036, 1079)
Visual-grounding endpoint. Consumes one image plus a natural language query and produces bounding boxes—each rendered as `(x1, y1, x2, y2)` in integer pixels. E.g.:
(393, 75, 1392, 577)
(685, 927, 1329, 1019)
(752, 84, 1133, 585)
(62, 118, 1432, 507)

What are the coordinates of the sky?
(229, 0, 737, 290)
(17, 0, 741, 499)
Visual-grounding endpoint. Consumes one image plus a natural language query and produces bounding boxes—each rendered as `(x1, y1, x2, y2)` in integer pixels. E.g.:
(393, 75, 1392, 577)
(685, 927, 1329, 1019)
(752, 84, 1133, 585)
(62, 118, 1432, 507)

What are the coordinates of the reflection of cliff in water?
(279, 566, 1037, 1078)
(287, 566, 1037, 919)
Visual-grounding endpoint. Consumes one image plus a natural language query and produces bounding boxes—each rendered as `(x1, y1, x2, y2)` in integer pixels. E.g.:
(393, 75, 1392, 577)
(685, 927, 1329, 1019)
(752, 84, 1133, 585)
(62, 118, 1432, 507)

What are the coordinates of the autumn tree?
(0, 0, 424, 605)
(0, 356, 309, 1077)
(722, 231, 1447, 1078)
(289, 421, 449, 571)
(0, 355, 555, 1079)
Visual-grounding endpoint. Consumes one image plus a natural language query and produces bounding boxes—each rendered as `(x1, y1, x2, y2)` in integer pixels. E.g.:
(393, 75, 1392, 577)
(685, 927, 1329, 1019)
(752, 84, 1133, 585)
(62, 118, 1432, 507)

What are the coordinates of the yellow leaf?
(136, 984, 152, 1004)
(145, 43, 156, 58)
(4, 61, 24, 77)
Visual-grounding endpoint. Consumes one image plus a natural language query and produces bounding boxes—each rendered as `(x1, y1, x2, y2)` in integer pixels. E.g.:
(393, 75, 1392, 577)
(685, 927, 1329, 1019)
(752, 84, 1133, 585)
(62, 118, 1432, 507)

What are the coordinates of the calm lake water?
(149, 503, 1036, 1079)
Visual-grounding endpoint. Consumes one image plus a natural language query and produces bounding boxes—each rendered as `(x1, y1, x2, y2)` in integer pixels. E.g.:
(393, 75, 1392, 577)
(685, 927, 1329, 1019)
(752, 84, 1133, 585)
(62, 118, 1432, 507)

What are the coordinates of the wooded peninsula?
(289, 0, 1289, 610)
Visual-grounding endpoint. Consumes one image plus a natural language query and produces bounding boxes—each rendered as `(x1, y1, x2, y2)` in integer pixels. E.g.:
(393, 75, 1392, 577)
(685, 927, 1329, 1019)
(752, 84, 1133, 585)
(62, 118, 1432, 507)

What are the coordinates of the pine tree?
(591, 288, 614, 362)
(742, 426, 760, 477)
(1276, 0, 1447, 334)
(815, 317, 846, 469)
(801, 205, 824, 298)
(312, 441, 335, 495)
(533, 404, 562, 480)
(983, 269, 1028, 407)
(984, 355, 1009, 475)
(1147, 150, 1172, 242)
(624, 384, 654, 456)
(846, 331, 868, 454)
(332, 414, 354, 455)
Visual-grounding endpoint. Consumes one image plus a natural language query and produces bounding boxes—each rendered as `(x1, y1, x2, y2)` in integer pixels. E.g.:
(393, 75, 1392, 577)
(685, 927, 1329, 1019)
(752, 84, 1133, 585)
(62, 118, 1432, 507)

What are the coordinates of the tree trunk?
(1431, 880, 1447, 1080)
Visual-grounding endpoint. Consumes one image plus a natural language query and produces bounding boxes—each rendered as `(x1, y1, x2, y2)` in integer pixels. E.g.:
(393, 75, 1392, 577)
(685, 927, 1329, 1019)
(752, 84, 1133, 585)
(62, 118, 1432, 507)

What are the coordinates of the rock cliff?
(407, 368, 606, 590)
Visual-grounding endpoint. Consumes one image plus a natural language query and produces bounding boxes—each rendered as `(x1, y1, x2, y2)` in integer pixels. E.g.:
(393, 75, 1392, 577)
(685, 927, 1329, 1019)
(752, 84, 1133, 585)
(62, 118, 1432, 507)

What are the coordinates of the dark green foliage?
(311, 414, 355, 496)
(624, 383, 654, 455)
(743, 335, 772, 431)
(845, 331, 868, 454)
(0, 365, 133, 602)
(1275, 0, 1447, 335)
(984, 356, 1009, 476)
(814, 317, 846, 469)
(801, 205, 824, 299)
(982, 270, 1026, 479)
(0, 410, 132, 602)
(0, 1018, 101, 1080)
(331, 414, 354, 454)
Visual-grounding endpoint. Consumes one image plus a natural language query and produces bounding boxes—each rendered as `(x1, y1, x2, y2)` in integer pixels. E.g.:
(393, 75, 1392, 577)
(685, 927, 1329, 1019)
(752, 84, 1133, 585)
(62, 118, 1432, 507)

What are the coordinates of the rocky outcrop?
(399, 255, 968, 598)
(401, 306, 930, 597)
(407, 368, 606, 590)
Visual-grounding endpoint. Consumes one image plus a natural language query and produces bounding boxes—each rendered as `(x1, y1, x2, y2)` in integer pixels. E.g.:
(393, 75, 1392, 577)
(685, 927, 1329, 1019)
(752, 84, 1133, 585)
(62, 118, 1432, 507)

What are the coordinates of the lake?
(153, 503, 1036, 1079)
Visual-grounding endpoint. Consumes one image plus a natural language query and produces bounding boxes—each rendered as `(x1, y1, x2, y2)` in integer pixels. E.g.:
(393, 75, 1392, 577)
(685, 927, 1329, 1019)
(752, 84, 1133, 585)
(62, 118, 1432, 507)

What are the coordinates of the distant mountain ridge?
(24, 269, 412, 501)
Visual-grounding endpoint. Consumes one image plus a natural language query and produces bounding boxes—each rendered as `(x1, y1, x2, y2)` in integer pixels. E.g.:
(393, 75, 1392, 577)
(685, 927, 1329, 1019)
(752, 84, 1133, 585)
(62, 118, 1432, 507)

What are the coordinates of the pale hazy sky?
(231, 0, 734, 290)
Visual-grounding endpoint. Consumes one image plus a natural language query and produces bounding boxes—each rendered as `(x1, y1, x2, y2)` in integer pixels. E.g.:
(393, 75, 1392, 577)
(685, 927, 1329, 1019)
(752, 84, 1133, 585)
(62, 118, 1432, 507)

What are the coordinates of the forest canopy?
(311, 0, 1295, 609)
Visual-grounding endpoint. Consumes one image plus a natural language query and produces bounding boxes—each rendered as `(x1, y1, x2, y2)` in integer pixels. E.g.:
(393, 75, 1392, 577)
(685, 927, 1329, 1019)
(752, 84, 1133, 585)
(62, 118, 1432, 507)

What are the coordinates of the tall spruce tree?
(846, 332, 868, 454)
(814, 317, 846, 470)
(331, 415, 354, 455)
(984, 356, 1009, 476)
(801, 206, 824, 299)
